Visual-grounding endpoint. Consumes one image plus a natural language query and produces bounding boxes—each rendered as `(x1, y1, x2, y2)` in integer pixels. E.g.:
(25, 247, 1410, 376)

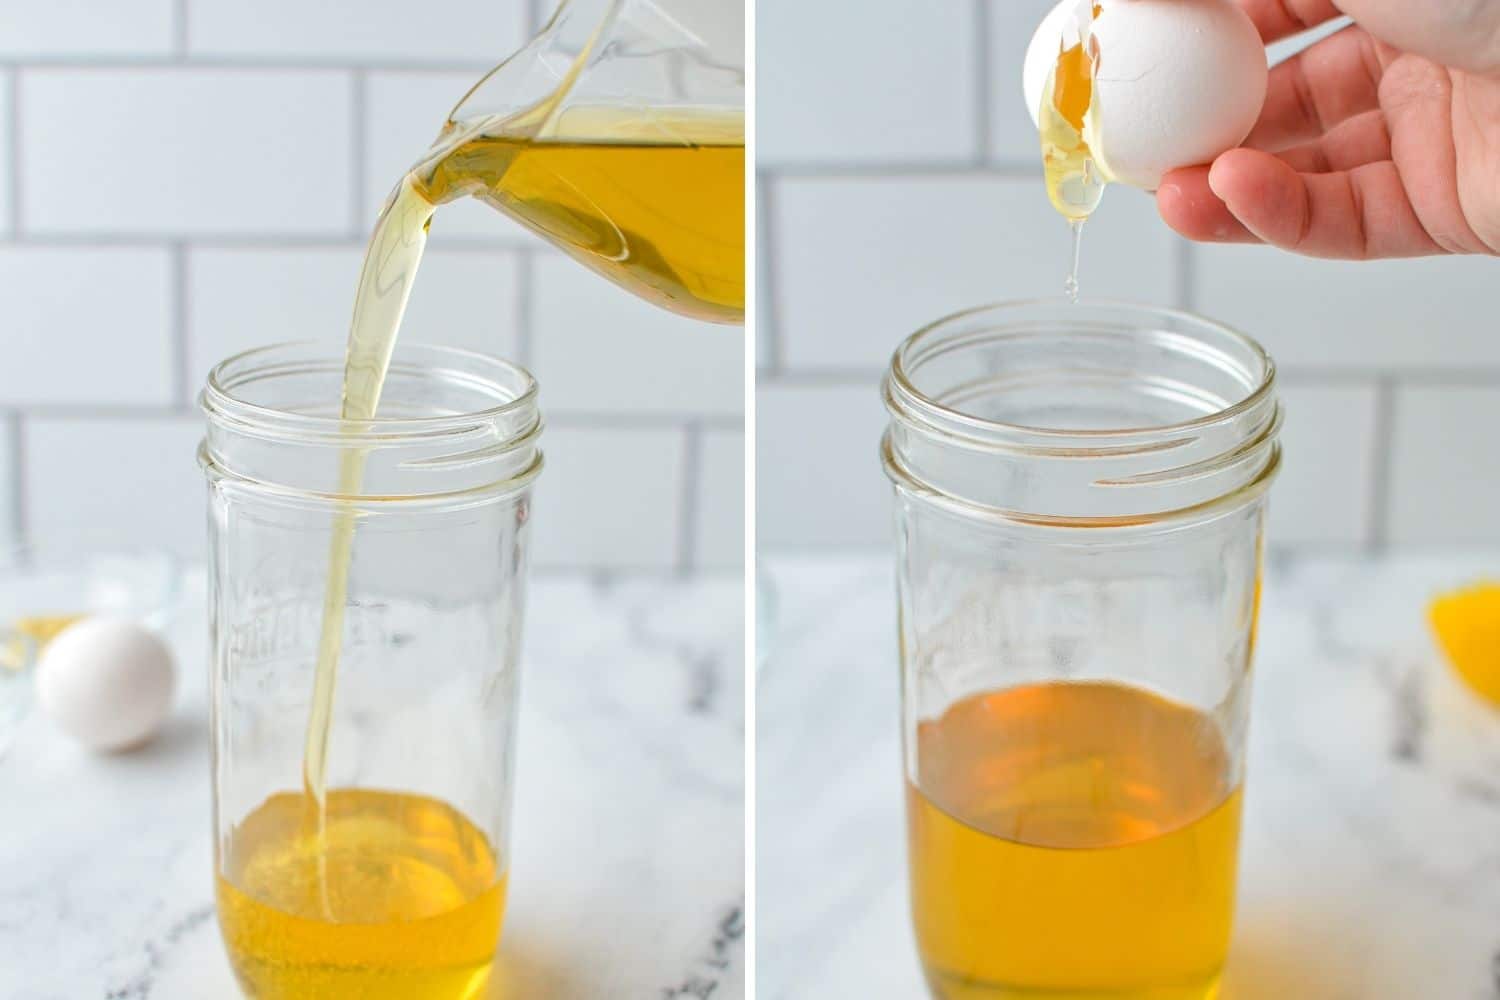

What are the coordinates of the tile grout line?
(758, 369, 886, 385)
(973, 0, 993, 165)
(0, 56, 496, 72)
(171, 242, 191, 409)
(7, 413, 26, 545)
(531, 563, 737, 578)
(3, 406, 189, 420)
(0, 233, 532, 249)
(1280, 367, 1500, 385)
(548, 412, 741, 430)
(763, 161, 1040, 178)
(1175, 239, 1196, 311)
(677, 422, 702, 576)
(349, 69, 369, 238)
(1368, 376, 1396, 552)
(514, 250, 535, 369)
(528, 0, 550, 35)
(174, 0, 190, 56)
(757, 171, 783, 375)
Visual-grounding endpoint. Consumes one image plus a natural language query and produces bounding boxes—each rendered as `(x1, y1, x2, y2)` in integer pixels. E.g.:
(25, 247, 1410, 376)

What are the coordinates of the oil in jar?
(217, 788, 507, 1000)
(908, 681, 1242, 1000)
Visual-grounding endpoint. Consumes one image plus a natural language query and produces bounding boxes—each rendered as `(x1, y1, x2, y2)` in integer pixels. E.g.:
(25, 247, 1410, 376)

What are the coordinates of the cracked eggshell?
(1023, 0, 1269, 190)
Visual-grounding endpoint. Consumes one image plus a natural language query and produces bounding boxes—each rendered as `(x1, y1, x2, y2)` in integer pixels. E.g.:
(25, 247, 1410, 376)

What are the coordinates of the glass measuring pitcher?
(883, 301, 1282, 1000)
(406, 0, 746, 324)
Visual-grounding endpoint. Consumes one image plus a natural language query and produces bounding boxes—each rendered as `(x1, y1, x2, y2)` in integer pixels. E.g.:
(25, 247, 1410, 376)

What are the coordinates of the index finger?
(1236, 0, 1344, 44)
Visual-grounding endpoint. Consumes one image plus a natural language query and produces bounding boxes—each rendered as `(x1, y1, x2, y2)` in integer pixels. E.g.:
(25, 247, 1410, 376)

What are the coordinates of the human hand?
(1156, 0, 1500, 258)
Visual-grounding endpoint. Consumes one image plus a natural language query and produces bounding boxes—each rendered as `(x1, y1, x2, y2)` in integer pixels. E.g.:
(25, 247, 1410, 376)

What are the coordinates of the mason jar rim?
(202, 341, 540, 447)
(200, 341, 542, 507)
(881, 299, 1282, 529)
(885, 298, 1277, 456)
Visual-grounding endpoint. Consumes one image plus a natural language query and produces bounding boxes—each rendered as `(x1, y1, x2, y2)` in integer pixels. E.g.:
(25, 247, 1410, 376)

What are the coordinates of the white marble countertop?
(0, 570, 745, 1000)
(758, 552, 1500, 1000)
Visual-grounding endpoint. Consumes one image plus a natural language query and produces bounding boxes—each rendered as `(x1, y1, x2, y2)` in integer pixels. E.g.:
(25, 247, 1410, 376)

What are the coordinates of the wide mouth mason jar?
(881, 301, 1281, 1000)
(199, 342, 542, 1000)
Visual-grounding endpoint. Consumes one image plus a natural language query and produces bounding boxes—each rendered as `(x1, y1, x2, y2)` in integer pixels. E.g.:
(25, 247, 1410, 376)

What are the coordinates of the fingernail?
(1206, 161, 1229, 202)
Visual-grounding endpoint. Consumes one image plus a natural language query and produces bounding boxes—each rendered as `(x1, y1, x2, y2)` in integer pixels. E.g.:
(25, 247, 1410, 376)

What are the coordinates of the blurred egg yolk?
(1052, 42, 1093, 131)
(0, 614, 84, 672)
(1429, 582, 1500, 705)
(1050, 4, 1100, 131)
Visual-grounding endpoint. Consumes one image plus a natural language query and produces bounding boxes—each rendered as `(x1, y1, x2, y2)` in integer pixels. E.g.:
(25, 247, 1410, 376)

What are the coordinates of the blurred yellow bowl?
(1430, 581, 1500, 706)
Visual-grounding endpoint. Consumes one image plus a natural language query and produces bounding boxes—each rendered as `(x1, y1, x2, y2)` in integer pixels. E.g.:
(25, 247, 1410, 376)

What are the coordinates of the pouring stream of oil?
(302, 20, 743, 911)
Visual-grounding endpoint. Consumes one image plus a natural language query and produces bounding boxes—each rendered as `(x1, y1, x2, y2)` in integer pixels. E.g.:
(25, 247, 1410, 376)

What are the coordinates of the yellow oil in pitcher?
(419, 108, 744, 324)
(908, 682, 1241, 1000)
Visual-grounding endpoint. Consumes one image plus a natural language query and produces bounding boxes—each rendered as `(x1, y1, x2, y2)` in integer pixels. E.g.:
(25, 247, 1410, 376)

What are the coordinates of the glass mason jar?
(199, 343, 542, 1000)
(881, 301, 1281, 1000)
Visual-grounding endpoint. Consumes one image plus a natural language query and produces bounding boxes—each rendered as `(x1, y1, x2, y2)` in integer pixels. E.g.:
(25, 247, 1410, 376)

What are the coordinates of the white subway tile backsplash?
(0, 73, 11, 233)
(20, 70, 352, 236)
(756, 379, 1383, 551)
(0, 247, 174, 406)
(188, 247, 361, 381)
(757, 380, 889, 549)
(3, 0, 1494, 564)
(696, 427, 745, 570)
(188, 0, 524, 65)
(757, 0, 978, 165)
(755, 179, 776, 372)
(987, 0, 1060, 162)
(773, 175, 1176, 370)
(362, 72, 538, 244)
(1388, 386, 1500, 544)
(376, 249, 523, 357)
(1272, 383, 1379, 546)
(530, 255, 743, 417)
(25, 417, 205, 560)
(0, 420, 14, 543)
(1195, 247, 1500, 371)
(530, 425, 684, 571)
(752, 2, 1500, 552)
(0, 1, 175, 58)
(187, 246, 522, 386)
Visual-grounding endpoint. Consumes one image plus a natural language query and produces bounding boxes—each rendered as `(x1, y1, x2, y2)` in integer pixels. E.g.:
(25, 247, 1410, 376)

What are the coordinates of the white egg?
(36, 617, 176, 752)
(1023, 0, 1268, 190)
